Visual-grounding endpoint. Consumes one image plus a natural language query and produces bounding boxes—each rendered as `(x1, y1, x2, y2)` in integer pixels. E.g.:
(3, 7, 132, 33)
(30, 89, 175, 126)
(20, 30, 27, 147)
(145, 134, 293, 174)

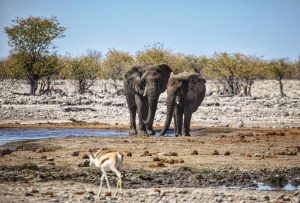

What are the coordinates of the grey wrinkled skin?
(160, 72, 206, 136)
(123, 64, 172, 135)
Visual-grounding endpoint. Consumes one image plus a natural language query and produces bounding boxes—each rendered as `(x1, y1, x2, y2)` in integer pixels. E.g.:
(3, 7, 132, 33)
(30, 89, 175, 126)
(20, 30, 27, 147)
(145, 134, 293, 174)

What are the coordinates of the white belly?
(101, 160, 110, 171)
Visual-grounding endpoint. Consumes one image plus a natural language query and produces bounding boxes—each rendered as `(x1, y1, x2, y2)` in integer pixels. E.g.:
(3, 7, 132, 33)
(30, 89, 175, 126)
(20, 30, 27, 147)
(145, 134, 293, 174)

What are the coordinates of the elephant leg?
(173, 113, 177, 135)
(174, 106, 183, 136)
(146, 119, 155, 135)
(135, 95, 147, 135)
(125, 94, 137, 135)
(146, 98, 158, 135)
(144, 100, 155, 135)
(142, 100, 149, 126)
(183, 109, 192, 136)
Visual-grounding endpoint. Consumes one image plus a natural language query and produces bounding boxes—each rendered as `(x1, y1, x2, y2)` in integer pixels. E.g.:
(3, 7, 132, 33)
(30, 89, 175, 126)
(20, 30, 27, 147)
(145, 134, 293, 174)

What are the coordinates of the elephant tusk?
(143, 92, 147, 97)
(176, 101, 179, 104)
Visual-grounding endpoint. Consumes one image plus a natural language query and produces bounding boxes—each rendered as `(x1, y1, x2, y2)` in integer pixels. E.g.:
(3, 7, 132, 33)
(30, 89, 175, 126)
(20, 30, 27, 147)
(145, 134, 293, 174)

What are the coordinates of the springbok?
(88, 149, 124, 197)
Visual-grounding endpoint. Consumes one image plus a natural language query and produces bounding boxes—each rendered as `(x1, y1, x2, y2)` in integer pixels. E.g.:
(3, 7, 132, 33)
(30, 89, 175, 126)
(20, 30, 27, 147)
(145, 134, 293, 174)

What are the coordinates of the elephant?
(123, 64, 172, 135)
(160, 72, 206, 136)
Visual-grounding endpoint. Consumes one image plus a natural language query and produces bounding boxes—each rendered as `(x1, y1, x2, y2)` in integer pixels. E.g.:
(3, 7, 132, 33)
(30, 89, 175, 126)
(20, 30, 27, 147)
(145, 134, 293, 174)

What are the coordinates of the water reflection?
(0, 128, 176, 146)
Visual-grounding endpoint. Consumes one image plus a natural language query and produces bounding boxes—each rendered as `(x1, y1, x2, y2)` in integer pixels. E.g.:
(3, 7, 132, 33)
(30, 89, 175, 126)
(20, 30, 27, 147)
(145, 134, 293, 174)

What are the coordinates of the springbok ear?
(158, 64, 172, 92)
(88, 149, 95, 159)
(124, 65, 145, 95)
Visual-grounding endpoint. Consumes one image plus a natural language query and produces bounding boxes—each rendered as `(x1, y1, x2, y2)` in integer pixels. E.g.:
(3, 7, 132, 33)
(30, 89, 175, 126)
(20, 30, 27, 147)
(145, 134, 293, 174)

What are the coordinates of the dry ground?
(0, 124, 299, 202)
(1, 124, 299, 170)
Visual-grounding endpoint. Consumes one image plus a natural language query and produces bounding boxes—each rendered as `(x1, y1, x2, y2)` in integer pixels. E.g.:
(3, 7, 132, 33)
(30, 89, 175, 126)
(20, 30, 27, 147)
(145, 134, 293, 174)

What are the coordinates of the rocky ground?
(0, 79, 300, 128)
(0, 127, 299, 202)
(0, 181, 299, 203)
(0, 79, 300, 202)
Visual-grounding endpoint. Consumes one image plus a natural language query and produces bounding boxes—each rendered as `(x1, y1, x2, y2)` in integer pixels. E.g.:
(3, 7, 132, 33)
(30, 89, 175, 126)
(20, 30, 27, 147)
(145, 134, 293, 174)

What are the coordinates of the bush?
(101, 49, 134, 80)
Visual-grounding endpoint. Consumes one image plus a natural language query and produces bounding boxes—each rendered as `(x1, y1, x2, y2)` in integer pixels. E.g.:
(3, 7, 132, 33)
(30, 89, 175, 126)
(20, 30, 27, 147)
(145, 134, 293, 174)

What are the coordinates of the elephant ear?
(158, 64, 172, 93)
(124, 65, 145, 95)
(188, 74, 206, 92)
(187, 74, 206, 104)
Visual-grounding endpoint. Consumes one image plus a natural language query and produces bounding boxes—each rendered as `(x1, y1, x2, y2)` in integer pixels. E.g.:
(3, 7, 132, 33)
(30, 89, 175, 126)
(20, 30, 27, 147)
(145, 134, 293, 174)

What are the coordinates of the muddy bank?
(1, 182, 299, 203)
(0, 127, 299, 202)
(0, 164, 299, 190)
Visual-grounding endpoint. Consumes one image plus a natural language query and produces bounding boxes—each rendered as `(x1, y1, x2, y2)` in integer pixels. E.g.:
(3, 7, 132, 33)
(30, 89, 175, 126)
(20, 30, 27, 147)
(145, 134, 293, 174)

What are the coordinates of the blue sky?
(0, 0, 300, 60)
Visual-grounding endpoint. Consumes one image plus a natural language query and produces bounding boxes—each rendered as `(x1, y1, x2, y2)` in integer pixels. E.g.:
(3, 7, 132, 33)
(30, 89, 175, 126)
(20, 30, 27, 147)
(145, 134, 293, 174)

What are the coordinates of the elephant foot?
(138, 130, 148, 136)
(183, 133, 191, 136)
(146, 129, 156, 135)
(175, 133, 182, 137)
(129, 129, 137, 136)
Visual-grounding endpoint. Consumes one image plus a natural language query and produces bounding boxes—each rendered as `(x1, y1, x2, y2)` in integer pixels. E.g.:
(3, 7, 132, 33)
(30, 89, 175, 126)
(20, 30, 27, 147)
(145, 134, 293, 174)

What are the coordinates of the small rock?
(31, 189, 39, 193)
(237, 120, 244, 128)
(167, 159, 175, 164)
(74, 191, 85, 195)
(142, 151, 152, 156)
(47, 157, 54, 162)
(255, 153, 263, 158)
(179, 189, 189, 194)
(81, 154, 89, 159)
(0, 149, 13, 156)
(283, 196, 290, 201)
(248, 196, 256, 200)
(104, 191, 111, 197)
(212, 150, 219, 155)
(126, 152, 132, 157)
(166, 152, 178, 156)
(147, 191, 159, 197)
(25, 192, 33, 196)
(153, 157, 160, 162)
(264, 152, 272, 157)
(71, 151, 80, 156)
(149, 162, 165, 168)
(48, 162, 55, 165)
(88, 191, 95, 195)
(215, 196, 223, 202)
(263, 196, 270, 201)
(83, 193, 94, 201)
(191, 150, 198, 155)
(62, 194, 69, 198)
(40, 155, 47, 159)
(78, 159, 90, 167)
(224, 151, 230, 156)
(292, 197, 299, 203)
(124, 191, 133, 197)
(45, 191, 54, 196)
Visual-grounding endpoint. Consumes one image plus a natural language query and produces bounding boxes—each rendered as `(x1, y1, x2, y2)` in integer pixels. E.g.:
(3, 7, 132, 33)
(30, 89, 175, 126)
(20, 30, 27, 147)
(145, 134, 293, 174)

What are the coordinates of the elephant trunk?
(160, 94, 176, 136)
(146, 90, 159, 128)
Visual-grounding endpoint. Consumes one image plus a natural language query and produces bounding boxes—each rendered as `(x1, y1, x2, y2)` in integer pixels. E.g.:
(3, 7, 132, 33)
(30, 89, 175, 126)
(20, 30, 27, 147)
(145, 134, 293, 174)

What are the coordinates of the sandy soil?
(0, 126, 299, 202)
(1, 126, 299, 170)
